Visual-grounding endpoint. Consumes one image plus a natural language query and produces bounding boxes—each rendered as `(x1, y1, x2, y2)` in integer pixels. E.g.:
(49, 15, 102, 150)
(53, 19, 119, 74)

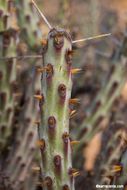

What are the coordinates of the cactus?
(1, 1, 127, 190)
(0, 0, 19, 149)
(0, 0, 8, 32)
(113, 149, 127, 188)
(94, 122, 127, 186)
(75, 121, 127, 190)
(0, 0, 42, 148)
(0, 0, 41, 188)
(2, 66, 41, 190)
(72, 31, 127, 169)
(15, 0, 42, 49)
(37, 27, 74, 190)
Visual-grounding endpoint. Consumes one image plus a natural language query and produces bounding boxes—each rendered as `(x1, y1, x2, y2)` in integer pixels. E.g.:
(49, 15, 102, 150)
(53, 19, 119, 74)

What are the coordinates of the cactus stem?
(37, 27, 74, 189)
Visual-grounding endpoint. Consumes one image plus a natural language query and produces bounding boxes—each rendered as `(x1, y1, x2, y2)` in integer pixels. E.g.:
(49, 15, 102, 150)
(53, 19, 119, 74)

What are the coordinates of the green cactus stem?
(73, 32, 127, 169)
(0, 0, 8, 32)
(0, 0, 19, 149)
(2, 68, 41, 190)
(75, 122, 127, 190)
(38, 27, 74, 190)
(94, 122, 127, 186)
(15, 0, 42, 49)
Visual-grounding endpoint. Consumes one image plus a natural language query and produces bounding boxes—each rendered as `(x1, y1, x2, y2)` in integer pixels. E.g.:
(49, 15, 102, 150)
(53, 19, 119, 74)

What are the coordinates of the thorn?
(71, 140, 80, 145)
(69, 168, 81, 177)
(41, 39, 48, 46)
(37, 68, 45, 73)
(72, 33, 111, 44)
(112, 165, 122, 172)
(112, 168, 122, 173)
(34, 121, 40, 125)
(16, 65, 22, 70)
(36, 140, 45, 147)
(70, 110, 77, 118)
(37, 66, 48, 73)
(72, 171, 80, 177)
(34, 95, 43, 100)
(31, 0, 52, 29)
(13, 93, 22, 97)
(69, 98, 80, 105)
(32, 166, 40, 171)
(113, 165, 122, 169)
(71, 68, 82, 74)
(0, 55, 42, 60)
(36, 182, 42, 186)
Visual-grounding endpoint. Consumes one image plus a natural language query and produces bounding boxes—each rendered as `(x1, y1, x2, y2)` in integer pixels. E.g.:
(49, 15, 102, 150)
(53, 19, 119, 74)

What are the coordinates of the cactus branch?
(38, 27, 74, 190)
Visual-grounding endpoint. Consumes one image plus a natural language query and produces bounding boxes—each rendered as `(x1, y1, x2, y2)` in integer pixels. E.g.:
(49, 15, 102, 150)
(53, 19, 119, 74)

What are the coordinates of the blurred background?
(1, 0, 127, 190)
